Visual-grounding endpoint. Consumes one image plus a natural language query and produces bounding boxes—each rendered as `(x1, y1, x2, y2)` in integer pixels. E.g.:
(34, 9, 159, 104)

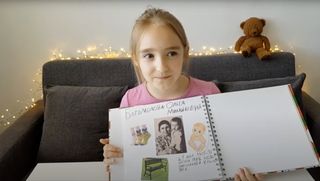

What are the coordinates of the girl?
(170, 117, 186, 154)
(100, 8, 263, 181)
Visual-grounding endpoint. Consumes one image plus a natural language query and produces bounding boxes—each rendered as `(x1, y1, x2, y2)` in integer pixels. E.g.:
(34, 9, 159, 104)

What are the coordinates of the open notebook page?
(205, 85, 319, 178)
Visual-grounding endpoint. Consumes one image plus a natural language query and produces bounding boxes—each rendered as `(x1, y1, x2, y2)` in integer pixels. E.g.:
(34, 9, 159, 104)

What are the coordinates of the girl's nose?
(155, 56, 169, 72)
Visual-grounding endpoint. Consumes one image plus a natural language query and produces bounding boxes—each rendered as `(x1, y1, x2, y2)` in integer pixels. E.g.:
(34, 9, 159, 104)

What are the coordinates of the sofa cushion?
(38, 85, 128, 162)
(215, 73, 306, 107)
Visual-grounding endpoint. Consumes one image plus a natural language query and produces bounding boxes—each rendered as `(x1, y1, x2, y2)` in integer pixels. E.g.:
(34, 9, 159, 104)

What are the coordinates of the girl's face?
(171, 121, 179, 131)
(136, 24, 187, 92)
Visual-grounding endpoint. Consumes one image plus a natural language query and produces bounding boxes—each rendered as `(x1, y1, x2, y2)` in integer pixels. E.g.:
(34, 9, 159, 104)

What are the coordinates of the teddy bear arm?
(261, 36, 271, 50)
(235, 36, 247, 51)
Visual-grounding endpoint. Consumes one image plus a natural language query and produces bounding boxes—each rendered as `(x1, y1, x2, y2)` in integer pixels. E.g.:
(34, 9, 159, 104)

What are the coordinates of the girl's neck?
(146, 75, 189, 100)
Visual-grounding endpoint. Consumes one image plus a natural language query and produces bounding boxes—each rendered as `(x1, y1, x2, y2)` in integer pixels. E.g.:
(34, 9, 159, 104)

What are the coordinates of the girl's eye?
(168, 51, 178, 57)
(143, 53, 154, 59)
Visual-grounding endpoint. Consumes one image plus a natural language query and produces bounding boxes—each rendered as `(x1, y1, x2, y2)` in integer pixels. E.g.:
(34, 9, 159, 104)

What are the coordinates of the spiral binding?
(201, 96, 227, 178)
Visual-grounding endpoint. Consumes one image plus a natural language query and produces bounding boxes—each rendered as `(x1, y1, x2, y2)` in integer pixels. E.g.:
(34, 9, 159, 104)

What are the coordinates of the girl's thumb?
(99, 138, 109, 144)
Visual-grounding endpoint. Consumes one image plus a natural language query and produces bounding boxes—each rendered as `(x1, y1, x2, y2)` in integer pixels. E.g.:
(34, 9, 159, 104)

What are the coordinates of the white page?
(206, 85, 319, 178)
(113, 96, 222, 181)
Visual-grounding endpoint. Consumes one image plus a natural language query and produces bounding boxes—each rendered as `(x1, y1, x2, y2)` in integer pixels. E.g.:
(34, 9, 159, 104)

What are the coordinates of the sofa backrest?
(188, 52, 295, 82)
(42, 52, 295, 97)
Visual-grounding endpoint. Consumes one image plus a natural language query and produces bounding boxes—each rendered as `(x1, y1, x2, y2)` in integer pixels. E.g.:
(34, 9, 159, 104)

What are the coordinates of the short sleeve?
(210, 82, 221, 94)
(120, 91, 129, 108)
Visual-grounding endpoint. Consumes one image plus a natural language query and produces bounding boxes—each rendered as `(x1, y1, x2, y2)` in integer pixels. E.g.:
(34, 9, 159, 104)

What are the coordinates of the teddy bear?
(235, 17, 271, 60)
(188, 122, 206, 152)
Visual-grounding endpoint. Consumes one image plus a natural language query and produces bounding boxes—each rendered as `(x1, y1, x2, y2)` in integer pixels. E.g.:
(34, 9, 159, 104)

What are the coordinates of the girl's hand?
(235, 167, 264, 181)
(99, 138, 123, 172)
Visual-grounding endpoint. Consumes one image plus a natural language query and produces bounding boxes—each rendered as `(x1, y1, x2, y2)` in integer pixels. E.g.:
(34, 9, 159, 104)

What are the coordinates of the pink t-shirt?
(120, 77, 220, 108)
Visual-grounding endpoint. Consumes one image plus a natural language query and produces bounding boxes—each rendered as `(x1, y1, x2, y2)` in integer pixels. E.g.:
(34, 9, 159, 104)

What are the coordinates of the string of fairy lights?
(0, 44, 286, 132)
(49, 44, 284, 61)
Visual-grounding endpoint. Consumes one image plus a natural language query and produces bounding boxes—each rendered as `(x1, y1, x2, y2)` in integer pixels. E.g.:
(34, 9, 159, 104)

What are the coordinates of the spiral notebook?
(109, 85, 319, 181)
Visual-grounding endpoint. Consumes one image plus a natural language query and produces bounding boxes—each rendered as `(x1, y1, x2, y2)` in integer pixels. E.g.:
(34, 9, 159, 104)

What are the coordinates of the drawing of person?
(188, 122, 206, 152)
(156, 120, 172, 155)
(169, 117, 187, 154)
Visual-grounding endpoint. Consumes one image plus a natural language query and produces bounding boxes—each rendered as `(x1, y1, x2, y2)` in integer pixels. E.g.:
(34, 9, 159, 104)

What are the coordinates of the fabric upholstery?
(42, 59, 137, 104)
(38, 85, 127, 162)
(188, 52, 295, 82)
(215, 73, 306, 107)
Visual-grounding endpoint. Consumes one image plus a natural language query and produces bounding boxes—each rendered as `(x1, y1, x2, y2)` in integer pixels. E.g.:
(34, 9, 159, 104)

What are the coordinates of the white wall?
(1, 1, 319, 119)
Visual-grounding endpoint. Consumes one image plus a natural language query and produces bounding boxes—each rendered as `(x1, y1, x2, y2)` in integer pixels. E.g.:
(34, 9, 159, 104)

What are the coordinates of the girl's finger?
(255, 173, 264, 181)
(99, 138, 109, 144)
(104, 158, 116, 165)
(105, 150, 123, 158)
(238, 168, 248, 181)
(234, 174, 241, 181)
(103, 144, 121, 152)
(243, 167, 256, 181)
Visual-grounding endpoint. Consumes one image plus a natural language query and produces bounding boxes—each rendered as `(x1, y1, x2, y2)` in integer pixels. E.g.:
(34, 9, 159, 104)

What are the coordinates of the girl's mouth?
(156, 75, 171, 79)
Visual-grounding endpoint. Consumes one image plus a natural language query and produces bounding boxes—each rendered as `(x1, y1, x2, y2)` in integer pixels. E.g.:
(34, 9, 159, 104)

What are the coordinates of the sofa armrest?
(0, 100, 44, 181)
(302, 92, 320, 180)
(303, 91, 320, 124)
(302, 91, 320, 148)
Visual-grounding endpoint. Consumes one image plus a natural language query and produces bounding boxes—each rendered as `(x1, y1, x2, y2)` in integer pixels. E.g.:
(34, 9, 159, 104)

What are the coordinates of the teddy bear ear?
(260, 19, 266, 26)
(240, 21, 246, 29)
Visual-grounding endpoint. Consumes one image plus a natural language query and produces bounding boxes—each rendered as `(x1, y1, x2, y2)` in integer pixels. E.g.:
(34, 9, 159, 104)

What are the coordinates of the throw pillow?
(214, 73, 306, 107)
(38, 85, 128, 162)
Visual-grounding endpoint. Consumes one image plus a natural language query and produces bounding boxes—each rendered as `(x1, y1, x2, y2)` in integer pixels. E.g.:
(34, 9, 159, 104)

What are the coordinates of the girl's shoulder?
(188, 77, 221, 95)
(120, 83, 156, 107)
(124, 84, 145, 97)
(120, 84, 144, 108)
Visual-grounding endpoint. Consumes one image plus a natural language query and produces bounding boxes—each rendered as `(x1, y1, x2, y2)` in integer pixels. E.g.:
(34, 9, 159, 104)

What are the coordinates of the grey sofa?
(0, 52, 319, 180)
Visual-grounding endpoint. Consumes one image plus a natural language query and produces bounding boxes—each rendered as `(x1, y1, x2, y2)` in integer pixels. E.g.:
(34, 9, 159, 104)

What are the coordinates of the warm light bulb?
(87, 46, 97, 52)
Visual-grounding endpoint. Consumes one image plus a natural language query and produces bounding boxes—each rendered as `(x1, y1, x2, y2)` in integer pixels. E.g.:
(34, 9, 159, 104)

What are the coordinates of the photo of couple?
(154, 116, 187, 155)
